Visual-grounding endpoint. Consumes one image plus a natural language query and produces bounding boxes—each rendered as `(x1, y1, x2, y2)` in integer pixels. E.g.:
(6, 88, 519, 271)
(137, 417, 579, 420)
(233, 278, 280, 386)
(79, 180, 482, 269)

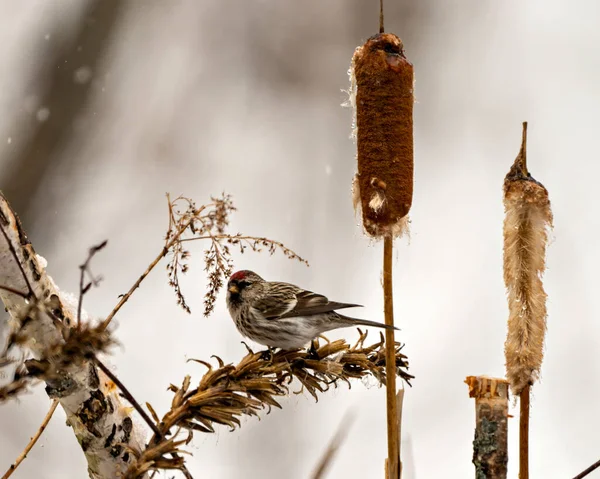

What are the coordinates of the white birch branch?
(0, 192, 148, 479)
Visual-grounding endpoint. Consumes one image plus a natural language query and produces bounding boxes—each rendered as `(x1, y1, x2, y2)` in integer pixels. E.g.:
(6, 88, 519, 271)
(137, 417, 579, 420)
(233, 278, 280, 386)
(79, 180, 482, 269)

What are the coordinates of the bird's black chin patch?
(228, 292, 242, 306)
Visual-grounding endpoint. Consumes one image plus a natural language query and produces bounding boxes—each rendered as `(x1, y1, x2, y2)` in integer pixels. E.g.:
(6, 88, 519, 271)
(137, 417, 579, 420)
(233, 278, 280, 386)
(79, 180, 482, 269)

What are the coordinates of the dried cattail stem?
(520, 384, 530, 479)
(383, 236, 400, 479)
(350, 33, 414, 238)
(503, 122, 552, 396)
(465, 376, 509, 479)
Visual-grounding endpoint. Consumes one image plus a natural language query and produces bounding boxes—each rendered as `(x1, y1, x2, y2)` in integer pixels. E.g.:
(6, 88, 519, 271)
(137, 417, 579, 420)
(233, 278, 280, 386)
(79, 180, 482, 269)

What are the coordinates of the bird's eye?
(383, 43, 400, 55)
(238, 280, 251, 289)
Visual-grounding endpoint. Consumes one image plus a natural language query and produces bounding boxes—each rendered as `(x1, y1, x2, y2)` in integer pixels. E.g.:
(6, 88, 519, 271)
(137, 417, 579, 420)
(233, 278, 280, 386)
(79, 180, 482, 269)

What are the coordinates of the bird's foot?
(260, 347, 275, 362)
(306, 340, 320, 360)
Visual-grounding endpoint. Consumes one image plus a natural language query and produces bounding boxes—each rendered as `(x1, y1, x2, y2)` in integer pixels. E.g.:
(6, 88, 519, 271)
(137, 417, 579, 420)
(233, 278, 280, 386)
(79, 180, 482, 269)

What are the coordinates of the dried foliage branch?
(503, 123, 552, 479)
(125, 331, 413, 478)
(0, 192, 147, 478)
(101, 193, 307, 330)
(165, 194, 308, 315)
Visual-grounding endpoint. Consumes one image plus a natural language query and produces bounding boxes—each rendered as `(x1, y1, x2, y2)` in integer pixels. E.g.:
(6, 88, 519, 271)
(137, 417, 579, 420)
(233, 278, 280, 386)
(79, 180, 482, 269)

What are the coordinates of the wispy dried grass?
(165, 194, 308, 316)
(125, 331, 413, 479)
(100, 194, 307, 332)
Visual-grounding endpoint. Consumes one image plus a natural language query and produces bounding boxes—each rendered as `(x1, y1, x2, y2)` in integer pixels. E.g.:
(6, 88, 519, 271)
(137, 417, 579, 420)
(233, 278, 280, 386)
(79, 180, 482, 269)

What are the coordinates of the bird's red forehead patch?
(230, 270, 249, 281)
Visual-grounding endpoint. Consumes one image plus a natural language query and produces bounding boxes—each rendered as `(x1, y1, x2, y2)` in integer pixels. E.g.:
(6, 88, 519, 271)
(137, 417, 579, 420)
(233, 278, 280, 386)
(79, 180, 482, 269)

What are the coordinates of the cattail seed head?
(348, 33, 414, 238)
(503, 123, 553, 395)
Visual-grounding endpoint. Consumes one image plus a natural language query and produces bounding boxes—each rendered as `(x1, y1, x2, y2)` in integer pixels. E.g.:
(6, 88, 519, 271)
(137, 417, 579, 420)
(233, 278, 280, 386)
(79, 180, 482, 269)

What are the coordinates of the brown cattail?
(465, 376, 509, 479)
(348, 33, 414, 238)
(503, 122, 553, 395)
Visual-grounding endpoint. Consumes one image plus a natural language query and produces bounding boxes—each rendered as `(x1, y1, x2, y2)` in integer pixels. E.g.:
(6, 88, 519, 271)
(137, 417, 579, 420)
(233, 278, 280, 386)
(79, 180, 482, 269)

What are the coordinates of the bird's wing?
(251, 282, 362, 320)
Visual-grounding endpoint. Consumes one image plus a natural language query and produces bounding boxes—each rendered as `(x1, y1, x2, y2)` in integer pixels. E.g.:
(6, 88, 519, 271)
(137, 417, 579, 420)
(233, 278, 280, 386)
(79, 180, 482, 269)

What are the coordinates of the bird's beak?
(228, 284, 239, 294)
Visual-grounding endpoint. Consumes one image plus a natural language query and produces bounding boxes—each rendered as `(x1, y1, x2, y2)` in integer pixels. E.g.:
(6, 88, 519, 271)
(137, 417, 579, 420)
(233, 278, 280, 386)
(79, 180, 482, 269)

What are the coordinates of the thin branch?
(573, 458, 600, 479)
(0, 285, 29, 298)
(77, 240, 107, 329)
(100, 204, 202, 331)
(0, 219, 34, 299)
(94, 356, 162, 439)
(379, 0, 385, 33)
(1, 399, 59, 479)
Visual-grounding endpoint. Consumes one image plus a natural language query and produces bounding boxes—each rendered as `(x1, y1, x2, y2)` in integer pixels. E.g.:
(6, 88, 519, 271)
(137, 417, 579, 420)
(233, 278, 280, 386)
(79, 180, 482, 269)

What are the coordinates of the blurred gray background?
(0, 0, 597, 477)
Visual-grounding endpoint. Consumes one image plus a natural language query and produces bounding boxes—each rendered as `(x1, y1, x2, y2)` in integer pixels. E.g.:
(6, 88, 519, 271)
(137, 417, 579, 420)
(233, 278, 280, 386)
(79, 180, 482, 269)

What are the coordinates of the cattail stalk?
(383, 236, 400, 478)
(350, 33, 414, 239)
(347, 26, 414, 478)
(465, 376, 509, 478)
(503, 122, 553, 479)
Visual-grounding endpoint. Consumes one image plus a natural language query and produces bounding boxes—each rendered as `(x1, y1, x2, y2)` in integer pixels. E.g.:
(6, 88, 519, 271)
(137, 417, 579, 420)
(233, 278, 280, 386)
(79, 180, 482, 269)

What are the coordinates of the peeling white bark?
(0, 192, 148, 478)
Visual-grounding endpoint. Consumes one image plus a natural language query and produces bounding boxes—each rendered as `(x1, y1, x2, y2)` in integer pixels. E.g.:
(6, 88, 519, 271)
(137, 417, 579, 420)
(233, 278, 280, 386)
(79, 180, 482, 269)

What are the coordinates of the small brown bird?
(225, 270, 397, 350)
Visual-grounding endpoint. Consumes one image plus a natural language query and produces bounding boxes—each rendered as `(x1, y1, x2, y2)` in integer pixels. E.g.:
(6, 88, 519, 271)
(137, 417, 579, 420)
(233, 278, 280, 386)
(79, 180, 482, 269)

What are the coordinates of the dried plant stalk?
(349, 33, 414, 238)
(346, 28, 414, 479)
(125, 332, 413, 478)
(383, 236, 400, 479)
(465, 376, 509, 479)
(503, 122, 552, 395)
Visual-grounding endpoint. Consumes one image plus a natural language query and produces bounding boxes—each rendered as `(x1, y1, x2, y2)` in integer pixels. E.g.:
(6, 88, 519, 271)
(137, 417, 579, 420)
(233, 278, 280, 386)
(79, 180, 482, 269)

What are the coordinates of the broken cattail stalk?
(465, 376, 509, 479)
(347, 30, 414, 479)
(503, 122, 552, 479)
(396, 387, 405, 477)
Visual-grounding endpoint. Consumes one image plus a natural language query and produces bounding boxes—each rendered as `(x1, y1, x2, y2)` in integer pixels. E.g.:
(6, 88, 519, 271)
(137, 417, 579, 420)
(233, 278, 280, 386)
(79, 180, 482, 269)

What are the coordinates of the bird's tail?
(337, 314, 399, 331)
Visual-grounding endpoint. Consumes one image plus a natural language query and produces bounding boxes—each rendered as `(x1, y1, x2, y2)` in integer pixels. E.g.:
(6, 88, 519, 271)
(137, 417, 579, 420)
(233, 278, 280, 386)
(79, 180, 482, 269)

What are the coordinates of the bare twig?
(77, 240, 107, 328)
(94, 357, 162, 439)
(379, 0, 384, 33)
(0, 217, 34, 299)
(311, 410, 357, 479)
(100, 201, 199, 330)
(0, 285, 28, 298)
(572, 458, 600, 479)
(1, 399, 59, 479)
